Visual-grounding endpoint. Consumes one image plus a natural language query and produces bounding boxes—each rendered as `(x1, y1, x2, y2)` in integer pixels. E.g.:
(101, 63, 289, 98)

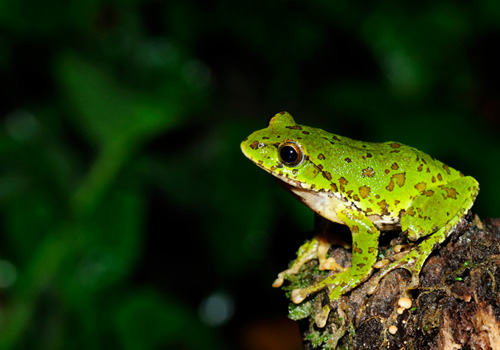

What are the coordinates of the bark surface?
(283, 214, 500, 349)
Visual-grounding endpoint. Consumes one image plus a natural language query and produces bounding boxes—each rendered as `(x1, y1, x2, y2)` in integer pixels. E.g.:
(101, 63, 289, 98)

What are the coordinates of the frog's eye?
(279, 142, 303, 167)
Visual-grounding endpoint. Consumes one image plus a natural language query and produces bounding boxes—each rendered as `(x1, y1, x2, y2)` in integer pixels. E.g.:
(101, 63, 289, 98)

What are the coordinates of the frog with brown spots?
(241, 112, 479, 303)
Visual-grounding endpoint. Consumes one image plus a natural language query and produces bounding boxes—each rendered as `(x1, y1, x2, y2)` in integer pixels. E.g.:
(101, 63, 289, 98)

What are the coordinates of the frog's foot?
(367, 227, 450, 294)
(273, 235, 346, 288)
(272, 272, 288, 288)
(314, 304, 331, 328)
(392, 243, 412, 254)
(367, 248, 424, 295)
(317, 237, 346, 272)
(291, 284, 321, 304)
(373, 247, 414, 270)
(272, 238, 319, 288)
(320, 257, 346, 271)
(291, 267, 365, 303)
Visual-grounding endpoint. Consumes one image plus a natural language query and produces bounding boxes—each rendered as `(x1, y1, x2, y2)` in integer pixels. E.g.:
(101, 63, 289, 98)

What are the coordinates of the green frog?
(241, 111, 479, 303)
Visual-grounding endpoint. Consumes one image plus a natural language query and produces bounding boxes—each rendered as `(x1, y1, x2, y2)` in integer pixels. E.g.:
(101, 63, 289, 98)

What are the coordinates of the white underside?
(287, 185, 400, 230)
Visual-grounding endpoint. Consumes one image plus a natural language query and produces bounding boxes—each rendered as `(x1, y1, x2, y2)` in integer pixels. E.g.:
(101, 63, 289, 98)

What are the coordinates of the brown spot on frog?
(362, 167, 375, 177)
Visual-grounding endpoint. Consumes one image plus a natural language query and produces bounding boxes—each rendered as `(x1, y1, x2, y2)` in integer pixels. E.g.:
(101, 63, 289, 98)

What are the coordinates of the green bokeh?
(0, 1, 499, 349)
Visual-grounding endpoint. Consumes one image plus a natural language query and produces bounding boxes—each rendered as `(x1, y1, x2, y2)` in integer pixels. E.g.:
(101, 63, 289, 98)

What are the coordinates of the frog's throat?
(286, 184, 346, 225)
(264, 166, 346, 224)
(249, 157, 399, 229)
(287, 184, 400, 230)
(275, 174, 400, 230)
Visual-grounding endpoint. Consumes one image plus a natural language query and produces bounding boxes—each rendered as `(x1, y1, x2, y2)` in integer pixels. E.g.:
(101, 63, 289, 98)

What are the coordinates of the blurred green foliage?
(0, 1, 499, 349)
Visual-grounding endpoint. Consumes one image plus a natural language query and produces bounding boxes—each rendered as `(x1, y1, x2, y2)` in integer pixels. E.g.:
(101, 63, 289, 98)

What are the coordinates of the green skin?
(241, 111, 479, 302)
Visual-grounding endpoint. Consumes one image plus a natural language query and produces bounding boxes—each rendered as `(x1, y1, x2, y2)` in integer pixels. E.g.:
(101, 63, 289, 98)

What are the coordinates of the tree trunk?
(281, 214, 500, 349)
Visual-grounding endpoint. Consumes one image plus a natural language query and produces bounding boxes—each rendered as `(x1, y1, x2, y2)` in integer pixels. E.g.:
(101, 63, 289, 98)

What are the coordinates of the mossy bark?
(282, 214, 500, 349)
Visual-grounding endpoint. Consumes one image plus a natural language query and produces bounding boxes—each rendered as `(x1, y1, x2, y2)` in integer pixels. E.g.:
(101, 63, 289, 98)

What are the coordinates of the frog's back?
(306, 129, 465, 217)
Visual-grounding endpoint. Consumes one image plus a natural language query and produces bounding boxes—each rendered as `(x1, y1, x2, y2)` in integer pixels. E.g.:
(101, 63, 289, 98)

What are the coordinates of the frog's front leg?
(292, 207, 380, 303)
(272, 238, 319, 288)
(272, 234, 346, 288)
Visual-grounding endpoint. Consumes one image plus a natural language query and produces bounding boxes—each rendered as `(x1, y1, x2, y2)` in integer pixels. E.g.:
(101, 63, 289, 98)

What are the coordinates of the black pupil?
(280, 145, 298, 164)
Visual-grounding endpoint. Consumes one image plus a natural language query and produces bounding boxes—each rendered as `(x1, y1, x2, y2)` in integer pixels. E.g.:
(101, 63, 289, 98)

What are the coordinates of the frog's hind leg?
(369, 214, 460, 293)
(368, 176, 478, 292)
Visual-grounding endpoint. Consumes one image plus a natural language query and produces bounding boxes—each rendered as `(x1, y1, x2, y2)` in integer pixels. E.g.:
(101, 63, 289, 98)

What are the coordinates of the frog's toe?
(319, 257, 345, 272)
(408, 272, 420, 289)
(272, 272, 286, 288)
(314, 305, 331, 328)
(328, 282, 352, 301)
(291, 288, 309, 304)
(393, 243, 412, 254)
(373, 258, 390, 269)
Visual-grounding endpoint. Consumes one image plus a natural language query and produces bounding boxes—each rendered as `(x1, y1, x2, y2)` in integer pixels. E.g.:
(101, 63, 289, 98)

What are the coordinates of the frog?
(240, 111, 479, 303)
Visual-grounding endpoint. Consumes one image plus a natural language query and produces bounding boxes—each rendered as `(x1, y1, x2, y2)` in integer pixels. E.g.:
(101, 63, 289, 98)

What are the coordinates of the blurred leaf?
(204, 122, 273, 275)
(56, 53, 180, 149)
(60, 185, 143, 304)
(0, 228, 78, 348)
(56, 53, 187, 214)
(0, 185, 145, 348)
(2, 189, 58, 262)
(361, 5, 470, 96)
(0, 130, 75, 262)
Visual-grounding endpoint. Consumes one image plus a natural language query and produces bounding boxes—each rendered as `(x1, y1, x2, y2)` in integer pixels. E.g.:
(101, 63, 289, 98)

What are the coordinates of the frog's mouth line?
(243, 153, 311, 190)
(274, 171, 313, 190)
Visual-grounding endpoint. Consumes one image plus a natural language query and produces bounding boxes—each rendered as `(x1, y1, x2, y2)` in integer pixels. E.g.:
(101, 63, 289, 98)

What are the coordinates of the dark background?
(0, 1, 499, 349)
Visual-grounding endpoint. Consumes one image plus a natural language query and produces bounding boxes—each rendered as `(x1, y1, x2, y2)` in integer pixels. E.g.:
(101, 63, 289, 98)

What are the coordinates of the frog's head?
(242, 112, 349, 223)
(241, 111, 331, 192)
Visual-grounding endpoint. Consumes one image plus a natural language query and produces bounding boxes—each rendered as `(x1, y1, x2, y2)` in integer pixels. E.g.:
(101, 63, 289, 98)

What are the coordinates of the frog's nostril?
(248, 140, 259, 150)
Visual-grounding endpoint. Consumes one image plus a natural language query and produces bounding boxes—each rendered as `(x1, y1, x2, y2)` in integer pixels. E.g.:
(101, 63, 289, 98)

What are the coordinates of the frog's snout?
(240, 138, 252, 160)
(241, 137, 267, 162)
